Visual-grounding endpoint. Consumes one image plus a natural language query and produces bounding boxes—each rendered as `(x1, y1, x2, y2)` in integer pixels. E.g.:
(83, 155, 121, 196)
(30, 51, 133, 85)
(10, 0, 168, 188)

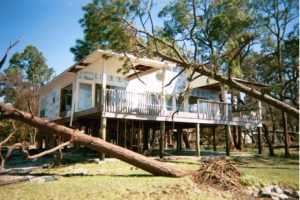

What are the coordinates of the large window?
(60, 84, 73, 116)
(40, 96, 46, 118)
(78, 83, 92, 110)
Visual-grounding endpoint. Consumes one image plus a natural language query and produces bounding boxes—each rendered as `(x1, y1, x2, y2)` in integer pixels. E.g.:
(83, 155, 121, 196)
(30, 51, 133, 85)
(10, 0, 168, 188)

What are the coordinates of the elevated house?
(37, 49, 264, 154)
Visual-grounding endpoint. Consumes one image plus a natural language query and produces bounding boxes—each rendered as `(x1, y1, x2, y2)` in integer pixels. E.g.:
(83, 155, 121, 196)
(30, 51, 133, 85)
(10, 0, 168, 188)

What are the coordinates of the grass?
(0, 148, 298, 200)
(234, 149, 299, 189)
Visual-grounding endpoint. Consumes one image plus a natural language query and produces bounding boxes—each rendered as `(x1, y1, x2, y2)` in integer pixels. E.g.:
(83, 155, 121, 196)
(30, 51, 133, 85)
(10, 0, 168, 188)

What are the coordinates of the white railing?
(196, 99, 259, 123)
(103, 89, 259, 123)
(105, 89, 161, 115)
(196, 99, 231, 121)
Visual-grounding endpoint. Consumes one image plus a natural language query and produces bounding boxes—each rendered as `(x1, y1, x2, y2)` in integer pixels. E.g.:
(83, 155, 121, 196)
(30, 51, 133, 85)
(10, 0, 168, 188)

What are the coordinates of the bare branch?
(27, 100, 34, 118)
(164, 68, 185, 88)
(0, 37, 23, 69)
(122, 51, 145, 84)
(21, 141, 70, 160)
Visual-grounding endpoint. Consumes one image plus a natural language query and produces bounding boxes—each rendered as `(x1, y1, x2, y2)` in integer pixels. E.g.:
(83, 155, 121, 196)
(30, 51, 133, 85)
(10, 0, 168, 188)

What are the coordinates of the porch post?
(138, 121, 142, 153)
(101, 58, 107, 112)
(124, 119, 127, 148)
(257, 127, 262, 154)
(99, 117, 107, 160)
(131, 120, 134, 150)
(195, 123, 200, 157)
(160, 121, 166, 158)
(69, 75, 78, 127)
(177, 125, 182, 152)
(161, 67, 166, 112)
(225, 125, 230, 156)
(212, 126, 216, 152)
(116, 119, 119, 145)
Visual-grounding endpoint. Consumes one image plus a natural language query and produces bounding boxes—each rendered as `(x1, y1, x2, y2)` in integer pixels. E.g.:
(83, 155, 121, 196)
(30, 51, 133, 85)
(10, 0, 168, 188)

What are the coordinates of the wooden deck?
(72, 88, 261, 127)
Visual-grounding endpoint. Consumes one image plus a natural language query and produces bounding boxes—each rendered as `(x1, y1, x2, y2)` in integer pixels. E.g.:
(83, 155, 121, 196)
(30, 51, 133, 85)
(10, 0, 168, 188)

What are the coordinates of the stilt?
(160, 121, 165, 159)
(116, 119, 119, 145)
(177, 126, 182, 152)
(99, 117, 107, 160)
(143, 123, 149, 150)
(195, 123, 200, 157)
(138, 121, 142, 153)
(212, 126, 216, 152)
(131, 120, 134, 150)
(225, 125, 230, 156)
(238, 126, 243, 150)
(124, 120, 127, 148)
(257, 127, 262, 154)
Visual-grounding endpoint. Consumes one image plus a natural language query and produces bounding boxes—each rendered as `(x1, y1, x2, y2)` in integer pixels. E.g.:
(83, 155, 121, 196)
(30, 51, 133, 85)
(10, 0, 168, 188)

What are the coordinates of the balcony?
(102, 89, 260, 125)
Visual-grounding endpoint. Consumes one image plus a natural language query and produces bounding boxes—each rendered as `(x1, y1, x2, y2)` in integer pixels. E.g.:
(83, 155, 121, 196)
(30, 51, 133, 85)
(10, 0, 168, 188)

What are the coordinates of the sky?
(0, 0, 90, 75)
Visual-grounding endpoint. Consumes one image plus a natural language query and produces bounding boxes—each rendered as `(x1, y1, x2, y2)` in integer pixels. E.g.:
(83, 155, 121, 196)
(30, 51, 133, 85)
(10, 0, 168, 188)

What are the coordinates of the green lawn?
(0, 149, 298, 200)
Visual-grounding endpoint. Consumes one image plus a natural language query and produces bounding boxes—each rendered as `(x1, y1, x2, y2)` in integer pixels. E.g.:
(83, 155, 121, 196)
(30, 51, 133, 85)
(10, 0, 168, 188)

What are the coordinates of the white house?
(37, 49, 263, 153)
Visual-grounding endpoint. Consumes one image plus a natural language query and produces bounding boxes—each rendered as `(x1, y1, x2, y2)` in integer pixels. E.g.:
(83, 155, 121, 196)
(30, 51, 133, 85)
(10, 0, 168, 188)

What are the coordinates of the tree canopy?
(70, 0, 299, 118)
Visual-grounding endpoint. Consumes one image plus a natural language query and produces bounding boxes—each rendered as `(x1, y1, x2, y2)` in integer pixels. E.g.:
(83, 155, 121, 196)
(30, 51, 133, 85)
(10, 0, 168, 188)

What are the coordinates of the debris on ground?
(192, 157, 243, 190)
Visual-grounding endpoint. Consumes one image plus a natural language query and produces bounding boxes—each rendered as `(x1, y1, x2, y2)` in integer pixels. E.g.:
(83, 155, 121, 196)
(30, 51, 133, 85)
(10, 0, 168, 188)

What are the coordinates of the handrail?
(102, 88, 259, 123)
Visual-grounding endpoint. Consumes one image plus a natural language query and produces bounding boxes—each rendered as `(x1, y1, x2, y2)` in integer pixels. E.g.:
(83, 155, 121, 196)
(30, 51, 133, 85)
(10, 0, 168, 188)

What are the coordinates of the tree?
(254, 0, 298, 157)
(71, 0, 299, 118)
(6, 45, 53, 87)
(0, 45, 54, 146)
(0, 102, 186, 177)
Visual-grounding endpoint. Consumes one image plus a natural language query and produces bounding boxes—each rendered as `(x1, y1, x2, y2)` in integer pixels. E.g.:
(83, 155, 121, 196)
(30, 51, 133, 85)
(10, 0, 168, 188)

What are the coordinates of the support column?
(257, 127, 262, 154)
(116, 119, 119, 145)
(99, 117, 107, 160)
(124, 120, 127, 148)
(160, 121, 165, 159)
(195, 123, 200, 157)
(161, 67, 166, 112)
(225, 125, 230, 156)
(101, 58, 107, 112)
(138, 121, 142, 153)
(238, 126, 243, 150)
(177, 126, 182, 152)
(131, 121, 134, 150)
(143, 123, 149, 151)
(212, 126, 216, 152)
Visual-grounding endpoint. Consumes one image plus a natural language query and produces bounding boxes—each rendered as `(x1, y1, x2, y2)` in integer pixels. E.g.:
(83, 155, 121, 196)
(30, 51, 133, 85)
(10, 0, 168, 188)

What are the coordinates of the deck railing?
(105, 89, 161, 115)
(196, 99, 259, 122)
(104, 88, 259, 123)
(196, 99, 231, 121)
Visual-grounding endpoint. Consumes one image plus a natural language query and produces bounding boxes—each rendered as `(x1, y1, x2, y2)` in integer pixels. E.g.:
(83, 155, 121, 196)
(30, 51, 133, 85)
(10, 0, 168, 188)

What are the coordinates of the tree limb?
(0, 38, 22, 69)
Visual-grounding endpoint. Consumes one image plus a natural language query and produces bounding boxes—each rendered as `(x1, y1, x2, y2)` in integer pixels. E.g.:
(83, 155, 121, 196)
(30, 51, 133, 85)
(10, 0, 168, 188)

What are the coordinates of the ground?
(0, 148, 298, 200)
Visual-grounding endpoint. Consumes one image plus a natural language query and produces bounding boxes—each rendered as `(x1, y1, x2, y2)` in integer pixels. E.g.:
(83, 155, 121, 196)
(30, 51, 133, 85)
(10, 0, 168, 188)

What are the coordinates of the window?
(60, 84, 73, 116)
(95, 84, 101, 107)
(40, 96, 46, 118)
(78, 83, 92, 110)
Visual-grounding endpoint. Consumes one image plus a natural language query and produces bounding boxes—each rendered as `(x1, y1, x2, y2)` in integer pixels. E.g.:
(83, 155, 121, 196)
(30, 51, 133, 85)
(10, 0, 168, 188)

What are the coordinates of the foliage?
(0, 45, 54, 144)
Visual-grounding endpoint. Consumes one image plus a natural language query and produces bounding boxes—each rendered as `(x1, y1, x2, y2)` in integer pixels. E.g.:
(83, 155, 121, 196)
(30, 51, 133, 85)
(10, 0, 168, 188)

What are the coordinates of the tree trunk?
(193, 66, 299, 118)
(212, 127, 216, 152)
(0, 103, 186, 177)
(282, 112, 290, 157)
(237, 126, 243, 151)
(257, 127, 263, 154)
(232, 126, 239, 149)
(182, 131, 190, 149)
(262, 124, 275, 156)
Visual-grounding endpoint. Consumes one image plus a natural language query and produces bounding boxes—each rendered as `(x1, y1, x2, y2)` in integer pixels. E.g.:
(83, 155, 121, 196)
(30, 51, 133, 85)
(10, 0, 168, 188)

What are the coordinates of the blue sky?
(0, 0, 90, 75)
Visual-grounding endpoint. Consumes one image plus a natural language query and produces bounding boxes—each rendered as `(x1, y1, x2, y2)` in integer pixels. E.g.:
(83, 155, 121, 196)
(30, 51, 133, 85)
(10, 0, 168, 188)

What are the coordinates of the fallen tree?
(0, 102, 186, 177)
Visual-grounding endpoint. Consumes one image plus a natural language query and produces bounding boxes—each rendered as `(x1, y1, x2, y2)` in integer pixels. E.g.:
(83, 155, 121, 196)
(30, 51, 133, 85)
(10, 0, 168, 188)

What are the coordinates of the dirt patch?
(192, 157, 243, 190)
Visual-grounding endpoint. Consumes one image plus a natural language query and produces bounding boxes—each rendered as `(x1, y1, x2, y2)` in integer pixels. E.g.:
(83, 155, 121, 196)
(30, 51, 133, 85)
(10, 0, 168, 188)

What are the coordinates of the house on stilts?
(37, 49, 264, 156)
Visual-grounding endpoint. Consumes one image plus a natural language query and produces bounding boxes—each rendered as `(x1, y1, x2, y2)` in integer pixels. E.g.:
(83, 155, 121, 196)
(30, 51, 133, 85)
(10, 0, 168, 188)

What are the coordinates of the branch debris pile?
(192, 157, 243, 190)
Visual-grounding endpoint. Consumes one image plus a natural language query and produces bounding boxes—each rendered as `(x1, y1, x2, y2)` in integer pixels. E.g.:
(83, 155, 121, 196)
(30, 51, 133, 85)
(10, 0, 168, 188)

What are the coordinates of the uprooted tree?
(0, 102, 187, 177)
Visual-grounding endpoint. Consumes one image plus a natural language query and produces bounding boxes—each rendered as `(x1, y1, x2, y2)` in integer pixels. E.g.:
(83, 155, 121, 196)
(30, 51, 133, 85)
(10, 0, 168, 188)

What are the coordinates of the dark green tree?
(70, 0, 299, 118)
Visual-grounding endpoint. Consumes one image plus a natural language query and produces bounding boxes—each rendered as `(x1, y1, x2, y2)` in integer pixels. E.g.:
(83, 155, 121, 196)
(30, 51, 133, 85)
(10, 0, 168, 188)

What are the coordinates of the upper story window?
(60, 84, 73, 117)
(78, 83, 92, 110)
